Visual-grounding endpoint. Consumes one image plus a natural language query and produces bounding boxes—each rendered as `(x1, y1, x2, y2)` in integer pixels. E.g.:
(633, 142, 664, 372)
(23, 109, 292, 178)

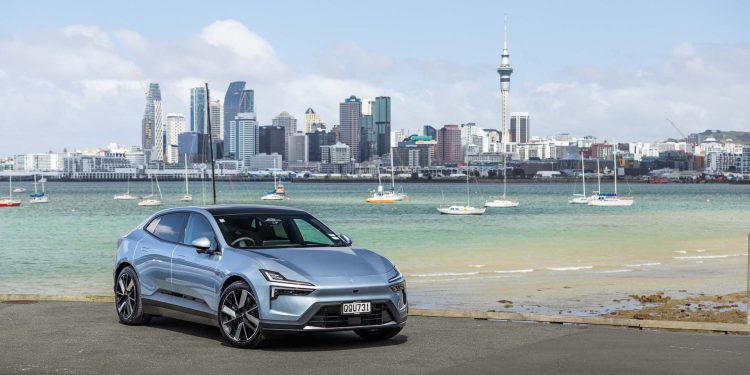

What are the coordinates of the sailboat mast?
(8, 173, 12, 199)
(466, 169, 470, 206)
(597, 158, 601, 193)
(581, 152, 586, 196)
(184, 154, 189, 195)
(502, 153, 507, 198)
(34, 174, 38, 194)
(126, 175, 130, 195)
(613, 149, 618, 195)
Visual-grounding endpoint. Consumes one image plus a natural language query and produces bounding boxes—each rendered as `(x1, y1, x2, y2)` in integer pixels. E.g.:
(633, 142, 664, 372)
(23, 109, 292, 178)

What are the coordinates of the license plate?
(342, 302, 371, 315)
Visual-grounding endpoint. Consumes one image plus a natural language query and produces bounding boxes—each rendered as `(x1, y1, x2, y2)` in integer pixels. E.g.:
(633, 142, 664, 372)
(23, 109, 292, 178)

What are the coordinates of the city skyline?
(1, 1, 749, 154)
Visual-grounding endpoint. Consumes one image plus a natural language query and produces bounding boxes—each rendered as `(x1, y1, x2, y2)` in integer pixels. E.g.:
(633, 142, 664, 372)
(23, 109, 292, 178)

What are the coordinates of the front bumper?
(261, 299, 407, 332)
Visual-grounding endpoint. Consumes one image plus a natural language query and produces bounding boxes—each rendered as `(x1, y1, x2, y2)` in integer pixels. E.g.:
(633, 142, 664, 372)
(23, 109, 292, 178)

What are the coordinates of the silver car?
(114, 205, 407, 348)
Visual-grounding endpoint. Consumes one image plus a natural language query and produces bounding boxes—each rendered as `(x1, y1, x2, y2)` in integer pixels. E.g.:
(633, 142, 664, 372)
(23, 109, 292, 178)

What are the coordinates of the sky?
(1, 0, 749, 154)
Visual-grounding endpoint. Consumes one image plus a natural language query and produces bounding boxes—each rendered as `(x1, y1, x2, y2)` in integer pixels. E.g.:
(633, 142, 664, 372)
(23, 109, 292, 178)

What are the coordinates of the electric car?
(114, 205, 407, 348)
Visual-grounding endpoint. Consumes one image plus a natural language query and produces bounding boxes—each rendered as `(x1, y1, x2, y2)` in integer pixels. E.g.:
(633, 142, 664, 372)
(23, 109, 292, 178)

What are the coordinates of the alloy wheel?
(115, 272, 136, 319)
(220, 289, 260, 343)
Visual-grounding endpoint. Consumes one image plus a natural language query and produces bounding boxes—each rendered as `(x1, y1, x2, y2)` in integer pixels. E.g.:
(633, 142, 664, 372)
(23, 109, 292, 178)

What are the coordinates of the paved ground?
(0, 301, 747, 375)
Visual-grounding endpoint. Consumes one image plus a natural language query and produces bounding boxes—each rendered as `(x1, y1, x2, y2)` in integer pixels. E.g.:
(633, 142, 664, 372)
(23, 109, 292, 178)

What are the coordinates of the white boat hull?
(114, 194, 138, 200)
(437, 206, 486, 215)
(29, 196, 49, 203)
(588, 197, 634, 207)
(138, 199, 162, 206)
(180, 194, 193, 202)
(485, 199, 519, 208)
(261, 194, 285, 201)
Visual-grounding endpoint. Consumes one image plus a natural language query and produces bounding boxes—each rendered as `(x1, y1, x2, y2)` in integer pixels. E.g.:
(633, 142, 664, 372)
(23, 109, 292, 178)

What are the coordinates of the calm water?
(1, 180, 748, 314)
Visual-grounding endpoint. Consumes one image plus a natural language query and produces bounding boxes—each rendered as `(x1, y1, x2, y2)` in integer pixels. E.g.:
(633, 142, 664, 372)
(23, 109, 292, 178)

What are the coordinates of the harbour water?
(0, 180, 748, 315)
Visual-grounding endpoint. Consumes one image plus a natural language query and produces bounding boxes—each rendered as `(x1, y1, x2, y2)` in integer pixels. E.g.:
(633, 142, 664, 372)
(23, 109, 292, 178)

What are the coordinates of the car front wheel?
(115, 266, 151, 325)
(218, 281, 266, 349)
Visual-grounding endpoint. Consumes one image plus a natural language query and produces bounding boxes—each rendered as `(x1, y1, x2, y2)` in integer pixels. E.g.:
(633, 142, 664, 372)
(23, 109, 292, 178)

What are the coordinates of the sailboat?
(260, 162, 286, 200)
(485, 153, 519, 208)
(0, 174, 22, 207)
(114, 175, 138, 200)
(13, 186, 26, 193)
(29, 174, 49, 203)
(138, 175, 163, 206)
(180, 155, 193, 202)
(438, 170, 486, 215)
(569, 152, 595, 204)
(366, 150, 407, 203)
(588, 150, 634, 207)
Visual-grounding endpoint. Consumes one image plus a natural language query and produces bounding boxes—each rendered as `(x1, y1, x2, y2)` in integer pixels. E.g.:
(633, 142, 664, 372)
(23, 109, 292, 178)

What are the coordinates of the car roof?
(197, 204, 309, 216)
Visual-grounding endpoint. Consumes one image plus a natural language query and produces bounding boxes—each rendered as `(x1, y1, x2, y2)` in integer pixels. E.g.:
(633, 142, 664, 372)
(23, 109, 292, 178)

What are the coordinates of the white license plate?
(342, 302, 371, 315)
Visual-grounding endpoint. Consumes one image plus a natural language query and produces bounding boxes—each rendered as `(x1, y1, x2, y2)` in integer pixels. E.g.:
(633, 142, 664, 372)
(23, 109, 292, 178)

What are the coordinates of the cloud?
(0, 20, 747, 155)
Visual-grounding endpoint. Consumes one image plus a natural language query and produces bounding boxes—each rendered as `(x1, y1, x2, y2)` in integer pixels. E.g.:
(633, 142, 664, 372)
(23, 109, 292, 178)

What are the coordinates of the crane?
(665, 118, 687, 141)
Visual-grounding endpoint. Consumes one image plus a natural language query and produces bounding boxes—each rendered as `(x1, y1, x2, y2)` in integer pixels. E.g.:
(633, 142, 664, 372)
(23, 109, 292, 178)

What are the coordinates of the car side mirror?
(192, 237, 219, 254)
(339, 234, 353, 246)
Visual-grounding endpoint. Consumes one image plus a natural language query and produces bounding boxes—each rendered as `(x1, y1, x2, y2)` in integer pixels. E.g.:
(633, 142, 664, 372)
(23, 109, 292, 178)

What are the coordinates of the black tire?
(115, 266, 151, 325)
(218, 281, 266, 349)
(354, 326, 403, 341)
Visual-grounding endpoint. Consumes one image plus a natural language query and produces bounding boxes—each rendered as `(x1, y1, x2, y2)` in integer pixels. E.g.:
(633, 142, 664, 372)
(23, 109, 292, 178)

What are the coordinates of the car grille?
(307, 303, 393, 328)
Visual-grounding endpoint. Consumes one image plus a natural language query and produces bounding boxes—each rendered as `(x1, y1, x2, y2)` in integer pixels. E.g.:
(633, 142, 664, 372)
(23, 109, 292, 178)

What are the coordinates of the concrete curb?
(2, 294, 747, 334)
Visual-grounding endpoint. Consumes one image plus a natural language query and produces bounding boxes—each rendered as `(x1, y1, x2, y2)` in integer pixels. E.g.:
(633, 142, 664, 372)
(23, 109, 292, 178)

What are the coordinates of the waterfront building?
(303, 108, 321, 134)
(307, 129, 337, 162)
(190, 87, 207, 134)
(233, 113, 258, 166)
(246, 153, 282, 171)
(395, 135, 436, 168)
(259, 126, 285, 157)
(705, 151, 740, 174)
(287, 132, 309, 163)
(373, 96, 391, 157)
(436, 124, 461, 165)
(360, 113, 375, 162)
(498, 17, 514, 146)
(509, 112, 530, 144)
(13, 153, 63, 171)
(165, 113, 186, 164)
(223, 81, 253, 158)
(209, 100, 223, 141)
(590, 143, 615, 159)
(63, 152, 133, 180)
(321, 142, 352, 164)
(178, 132, 211, 164)
(339, 96, 362, 162)
(742, 147, 750, 174)
(272, 111, 298, 160)
(141, 83, 163, 163)
(423, 125, 437, 141)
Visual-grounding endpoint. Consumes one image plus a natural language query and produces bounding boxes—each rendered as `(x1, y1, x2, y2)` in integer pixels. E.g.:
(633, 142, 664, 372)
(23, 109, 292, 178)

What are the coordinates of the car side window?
(152, 213, 188, 243)
(293, 218, 334, 246)
(183, 214, 216, 247)
(145, 217, 160, 234)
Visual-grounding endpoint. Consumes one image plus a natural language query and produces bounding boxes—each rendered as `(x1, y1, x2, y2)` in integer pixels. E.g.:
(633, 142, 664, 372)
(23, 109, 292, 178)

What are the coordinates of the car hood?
(251, 247, 393, 278)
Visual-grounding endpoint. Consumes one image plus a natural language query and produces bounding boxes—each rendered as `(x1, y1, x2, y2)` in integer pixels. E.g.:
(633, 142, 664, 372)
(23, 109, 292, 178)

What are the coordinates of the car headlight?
(260, 269, 316, 300)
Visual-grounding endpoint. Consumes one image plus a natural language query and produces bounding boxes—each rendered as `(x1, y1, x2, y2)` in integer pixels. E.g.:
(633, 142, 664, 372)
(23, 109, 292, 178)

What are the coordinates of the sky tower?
(497, 16, 513, 148)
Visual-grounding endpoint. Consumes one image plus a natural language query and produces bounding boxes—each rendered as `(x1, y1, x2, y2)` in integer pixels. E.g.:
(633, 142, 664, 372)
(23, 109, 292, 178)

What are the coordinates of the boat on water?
(367, 149, 407, 203)
(1, 174, 22, 207)
(438, 171, 486, 215)
(114, 176, 138, 200)
(13, 187, 26, 193)
(588, 150, 634, 207)
(180, 155, 193, 202)
(260, 173, 286, 201)
(29, 174, 49, 203)
(569, 152, 597, 204)
(485, 152, 518, 208)
(138, 176, 162, 206)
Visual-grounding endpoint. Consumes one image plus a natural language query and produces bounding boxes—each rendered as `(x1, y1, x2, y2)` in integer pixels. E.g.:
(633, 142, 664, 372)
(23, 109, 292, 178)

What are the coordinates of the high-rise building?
(437, 124, 461, 165)
(509, 112, 529, 143)
(165, 113, 186, 164)
(360, 113, 374, 162)
(373, 96, 391, 157)
(339, 96, 362, 162)
(307, 129, 337, 162)
(423, 125, 437, 141)
(258, 125, 285, 156)
(190, 87, 207, 134)
(232, 113, 258, 165)
(209, 99, 223, 141)
(223, 82, 253, 158)
(272, 111, 298, 160)
(497, 17, 513, 148)
(303, 107, 321, 134)
(141, 83, 163, 163)
(321, 142, 351, 164)
(178, 132, 211, 164)
(287, 133, 308, 163)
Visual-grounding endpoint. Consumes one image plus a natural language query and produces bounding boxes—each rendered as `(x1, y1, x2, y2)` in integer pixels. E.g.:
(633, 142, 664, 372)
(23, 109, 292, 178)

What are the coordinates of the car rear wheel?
(218, 281, 266, 349)
(355, 326, 403, 341)
(115, 266, 151, 325)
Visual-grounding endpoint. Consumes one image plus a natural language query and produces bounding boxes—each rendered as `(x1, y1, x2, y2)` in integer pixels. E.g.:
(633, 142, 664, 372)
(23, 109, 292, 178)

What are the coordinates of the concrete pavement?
(0, 301, 747, 374)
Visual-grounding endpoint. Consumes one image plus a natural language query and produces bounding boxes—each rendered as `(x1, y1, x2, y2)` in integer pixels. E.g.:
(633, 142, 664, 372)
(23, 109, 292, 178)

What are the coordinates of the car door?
(171, 213, 222, 313)
(135, 212, 187, 297)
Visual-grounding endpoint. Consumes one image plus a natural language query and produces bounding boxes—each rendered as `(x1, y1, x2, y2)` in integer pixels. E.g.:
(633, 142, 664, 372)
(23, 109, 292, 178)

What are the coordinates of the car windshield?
(213, 213, 344, 249)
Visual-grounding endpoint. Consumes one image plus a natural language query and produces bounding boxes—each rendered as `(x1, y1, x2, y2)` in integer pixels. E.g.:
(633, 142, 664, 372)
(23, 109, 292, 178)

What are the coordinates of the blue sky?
(1, 0, 749, 153)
